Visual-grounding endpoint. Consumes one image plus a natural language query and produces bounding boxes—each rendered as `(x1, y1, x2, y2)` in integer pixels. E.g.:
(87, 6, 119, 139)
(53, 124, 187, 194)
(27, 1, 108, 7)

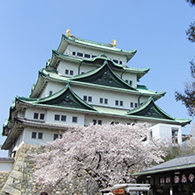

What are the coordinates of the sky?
(0, 0, 194, 157)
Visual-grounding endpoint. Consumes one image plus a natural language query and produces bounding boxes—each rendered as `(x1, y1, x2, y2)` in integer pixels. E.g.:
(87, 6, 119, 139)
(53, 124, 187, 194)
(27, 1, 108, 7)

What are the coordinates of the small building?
(133, 153, 195, 195)
(0, 157, 14, 172)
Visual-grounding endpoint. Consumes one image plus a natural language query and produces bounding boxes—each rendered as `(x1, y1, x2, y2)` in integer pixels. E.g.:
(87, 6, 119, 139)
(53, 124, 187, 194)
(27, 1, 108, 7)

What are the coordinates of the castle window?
(72, 51, 76, 56)
(100, 98, 103, 103)
(150, 130, 153, 138)
(40, 113, 45, 120)
(53, 134, 58, 140)
(119, 61, 122, 65)
(135, 103, 138, 108)
(84, 96, 87, 101)
(125, 80, 128, 83)
(104, 98, 108, 104)
(72, 116, 78, 123)
(129, 80, 133, 85)
(54, 114, 60, 121)
(130, 102, 134, 107)
(98, 120, 102, 125)
(120, 101, 123, 106)
(83, 95, 87, 101)
(32, 132, 37, 139)
(70, 70, 74, 75)
(92, 55, 97, 58)
(113, 59, 118, 64)
(61, 115, 66, 121)
(49, 91, 53, 96)
(88, 96, 92, 102)
(85, 54, 90, 58)
(34, 113, 39, 119)
(115, 100, 119, 106)
(172, 128, 178, 144)
(93, 119, 97, 125)
(83, 95, 92, 102)
(65, 69, 69, 74)
(77, 52, 83, 57)
(93, 119, 102, 125)
(38, 132, 43, 139)
(54, 134, 62, 140)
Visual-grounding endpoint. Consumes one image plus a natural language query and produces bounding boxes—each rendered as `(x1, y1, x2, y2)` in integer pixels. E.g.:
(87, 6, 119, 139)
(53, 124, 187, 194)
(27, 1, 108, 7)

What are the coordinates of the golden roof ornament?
(110, 39, 117, 47)
(66, 28, 73, 37)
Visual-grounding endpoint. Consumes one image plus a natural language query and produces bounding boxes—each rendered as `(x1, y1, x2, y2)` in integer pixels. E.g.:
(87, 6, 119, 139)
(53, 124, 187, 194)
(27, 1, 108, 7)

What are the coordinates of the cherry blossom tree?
(32, 123, 166, 194)
(185, 123, 195, 152)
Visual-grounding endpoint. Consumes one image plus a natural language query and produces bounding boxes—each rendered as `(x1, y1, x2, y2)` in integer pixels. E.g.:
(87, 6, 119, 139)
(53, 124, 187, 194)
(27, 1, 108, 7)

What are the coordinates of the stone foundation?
(0, 143, 100, 195)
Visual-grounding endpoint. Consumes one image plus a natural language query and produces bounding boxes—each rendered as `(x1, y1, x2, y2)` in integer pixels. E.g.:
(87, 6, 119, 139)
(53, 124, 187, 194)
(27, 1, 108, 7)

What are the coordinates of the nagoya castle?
(0, 29, 191, 194)
(2, 29, 191, 157)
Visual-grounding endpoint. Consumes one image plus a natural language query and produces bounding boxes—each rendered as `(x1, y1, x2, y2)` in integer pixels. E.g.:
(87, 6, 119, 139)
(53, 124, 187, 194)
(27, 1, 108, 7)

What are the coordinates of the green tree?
(175, 58, 195, 116)
(186, 21, 195, 43)
(186, 0, 195, 6)
(175, 10, 195, 116)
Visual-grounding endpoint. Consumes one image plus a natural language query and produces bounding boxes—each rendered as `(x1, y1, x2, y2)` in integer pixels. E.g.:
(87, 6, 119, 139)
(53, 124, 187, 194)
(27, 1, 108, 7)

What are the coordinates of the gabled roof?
(30, 68, 165, 101)
(57, 34, 137, 62)
(133, 153, 195, 176)
(3, 84, 96, 136)
(47, 50, 82, 71)
(20, 84, 96, 111)
(127, 97, 191, 125)
(2, 116, 73, 149)
(70, 60, 137, 90)
(46, 50, 150, 80)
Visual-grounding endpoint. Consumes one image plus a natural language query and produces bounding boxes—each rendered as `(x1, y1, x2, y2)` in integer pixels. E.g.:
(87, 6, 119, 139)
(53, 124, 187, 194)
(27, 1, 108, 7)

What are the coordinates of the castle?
(1, 29, 191, 158)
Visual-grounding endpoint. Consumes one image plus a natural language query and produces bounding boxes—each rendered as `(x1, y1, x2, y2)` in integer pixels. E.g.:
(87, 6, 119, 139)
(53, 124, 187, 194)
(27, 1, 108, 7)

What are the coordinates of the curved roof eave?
(127, 97, 191, 126)
(48, 50, 82, 70)
(30, 68, 166, 99)
(47, 50, 149, 80)
(124, 67, 150, 80)
(19, 84, 96, 111)
(59, 34, 137, 62)
(29, 69, 49, 98)
(133, 154, 195, 176)
(70, 60, 137, 91)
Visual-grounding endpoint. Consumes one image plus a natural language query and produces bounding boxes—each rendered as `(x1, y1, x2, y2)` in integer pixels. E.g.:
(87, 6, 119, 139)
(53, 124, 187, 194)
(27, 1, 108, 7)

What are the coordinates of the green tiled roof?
(133, 153, 195, 176)
(70, 60, 137, 90)
(29, 68, 165, 101)
(58, 34, 137, 62)
(127, 97, 191, 125)
(47, 50, 150, 80)
(20, 84, 96, 111)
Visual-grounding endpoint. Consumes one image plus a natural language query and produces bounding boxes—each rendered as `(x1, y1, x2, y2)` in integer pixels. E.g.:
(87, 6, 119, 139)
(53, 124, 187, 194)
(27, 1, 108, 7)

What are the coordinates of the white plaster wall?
(120, 71, 137, 88)
(72, 85, 148, 110)
(150, 123, 182, 144)
(47, 110, 85, 126)
(84, 114, 134, 126)
(14, 131, 24, 151)
(57, 61, 79, 77)
(24, 106, 85, 125)
(79, 64, 97, 74)
(40, 82, 65, 98)
(25, 108, 47, 121)
(0, 161, 13, 172)
(66, 45, 127, 66)
(22, 127, 61, 145)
